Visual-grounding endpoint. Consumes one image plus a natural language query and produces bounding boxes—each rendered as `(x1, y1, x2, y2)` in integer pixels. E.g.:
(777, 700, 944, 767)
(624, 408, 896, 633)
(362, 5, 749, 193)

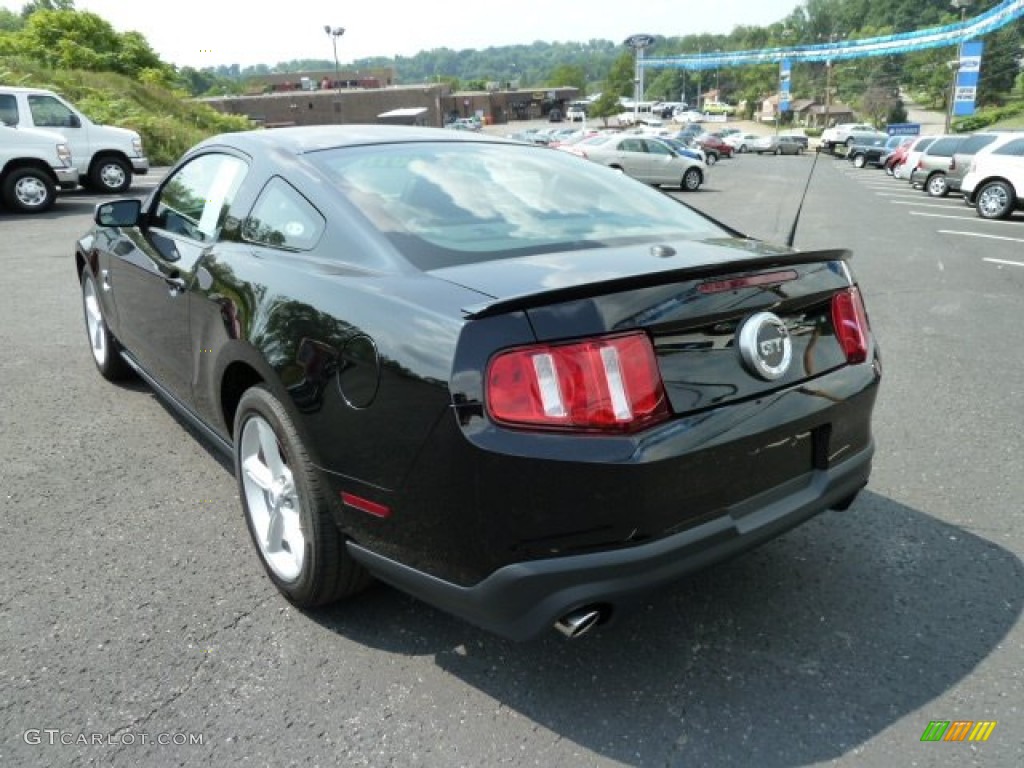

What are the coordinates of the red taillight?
(831, 287, 870, 364)
(486, 332, 669, 432)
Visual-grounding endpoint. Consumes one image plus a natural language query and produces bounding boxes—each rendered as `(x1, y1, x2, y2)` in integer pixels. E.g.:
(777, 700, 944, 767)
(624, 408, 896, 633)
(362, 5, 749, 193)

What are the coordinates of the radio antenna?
(785, 146, 823, 248)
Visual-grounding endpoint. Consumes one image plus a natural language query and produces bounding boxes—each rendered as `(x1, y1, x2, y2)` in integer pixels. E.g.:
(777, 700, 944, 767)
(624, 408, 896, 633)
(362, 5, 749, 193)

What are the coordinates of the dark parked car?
(847, 135, 904, 169)
(76, 126, 880, 641)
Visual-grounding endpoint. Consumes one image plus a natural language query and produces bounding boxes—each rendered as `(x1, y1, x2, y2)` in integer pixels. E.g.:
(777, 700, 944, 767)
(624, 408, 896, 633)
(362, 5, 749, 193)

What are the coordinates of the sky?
(0, 0, 804, 68)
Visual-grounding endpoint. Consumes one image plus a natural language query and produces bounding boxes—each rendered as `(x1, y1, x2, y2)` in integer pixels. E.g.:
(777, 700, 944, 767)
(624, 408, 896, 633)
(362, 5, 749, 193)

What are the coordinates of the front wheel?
(705, 152, 718, 166)
(81, 271, 134, 380)
(89, 156, 132, 194)
(681, 168, 702, 191)
(234, 386, 369, 607)
(975, 180, 1015, 220)
(852, 154, 867, 168)
(2, 167, 56, 213)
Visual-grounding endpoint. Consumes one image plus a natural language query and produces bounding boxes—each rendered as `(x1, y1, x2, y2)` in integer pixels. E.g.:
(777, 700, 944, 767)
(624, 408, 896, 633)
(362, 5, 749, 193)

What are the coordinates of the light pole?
(323, 25, 345, 91)
(624, 34, 656, 123)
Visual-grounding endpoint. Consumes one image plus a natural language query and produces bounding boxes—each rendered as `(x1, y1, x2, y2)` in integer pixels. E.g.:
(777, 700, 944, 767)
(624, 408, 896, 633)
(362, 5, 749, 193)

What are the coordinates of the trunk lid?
(431, 238, 861, 416)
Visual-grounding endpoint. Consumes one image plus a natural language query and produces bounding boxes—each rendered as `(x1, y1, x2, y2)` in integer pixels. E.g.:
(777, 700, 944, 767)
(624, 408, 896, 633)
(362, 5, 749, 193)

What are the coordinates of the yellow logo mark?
(969, 721, 997, 742)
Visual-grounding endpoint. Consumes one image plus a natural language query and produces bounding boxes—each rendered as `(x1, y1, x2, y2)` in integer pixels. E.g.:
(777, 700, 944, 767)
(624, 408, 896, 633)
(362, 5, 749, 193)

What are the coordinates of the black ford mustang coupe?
(76, 126, 880, 640)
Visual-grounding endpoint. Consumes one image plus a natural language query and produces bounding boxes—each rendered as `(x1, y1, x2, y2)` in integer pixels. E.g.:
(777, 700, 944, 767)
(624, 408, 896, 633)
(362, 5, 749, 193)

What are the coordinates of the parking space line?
(939, 230, 1024, 245)
(896, 201, 970, 210)
(983, 257, 1024, 267)
(913, 211, 1021, 224)
(876, 193, 933, 199)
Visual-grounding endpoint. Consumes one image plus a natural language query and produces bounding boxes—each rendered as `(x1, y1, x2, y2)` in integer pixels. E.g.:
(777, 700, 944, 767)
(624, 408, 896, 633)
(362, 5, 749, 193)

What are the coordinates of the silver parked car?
(573, 135, 707, 190)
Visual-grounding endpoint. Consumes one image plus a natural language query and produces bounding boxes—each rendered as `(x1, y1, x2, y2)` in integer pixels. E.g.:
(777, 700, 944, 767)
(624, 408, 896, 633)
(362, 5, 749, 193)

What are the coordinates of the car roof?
(197, 125, 513, 156)
(0, 85, 58, 95)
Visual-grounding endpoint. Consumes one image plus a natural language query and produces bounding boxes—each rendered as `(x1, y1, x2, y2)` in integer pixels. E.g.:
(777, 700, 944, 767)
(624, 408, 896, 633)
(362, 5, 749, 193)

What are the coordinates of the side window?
(0, 94, 19, 126)
(620, 138, 645, 153)
(644, 140, 672, 156)
(155, 154, 247, 243)
(27, 95, 76, 128)
(243, 177, 325, 251)
(993, 139, 1024, 157)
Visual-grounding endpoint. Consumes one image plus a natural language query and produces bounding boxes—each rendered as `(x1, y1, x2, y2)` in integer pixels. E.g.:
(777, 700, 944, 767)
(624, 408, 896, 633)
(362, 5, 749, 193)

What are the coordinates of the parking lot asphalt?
(1, 151, 1022, 767)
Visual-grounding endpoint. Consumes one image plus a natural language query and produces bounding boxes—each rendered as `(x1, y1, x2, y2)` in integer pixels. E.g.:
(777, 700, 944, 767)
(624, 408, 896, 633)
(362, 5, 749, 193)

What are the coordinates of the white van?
(0, 86, 148, 193)
(0, 124, 79, 213)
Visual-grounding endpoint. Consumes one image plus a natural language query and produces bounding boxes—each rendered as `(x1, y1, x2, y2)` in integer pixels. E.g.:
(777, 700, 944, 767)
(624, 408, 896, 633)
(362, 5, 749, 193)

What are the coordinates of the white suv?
(0, 86, 148, 194)
(0, 124, 78, 213)
(961, 134, 1024, 220)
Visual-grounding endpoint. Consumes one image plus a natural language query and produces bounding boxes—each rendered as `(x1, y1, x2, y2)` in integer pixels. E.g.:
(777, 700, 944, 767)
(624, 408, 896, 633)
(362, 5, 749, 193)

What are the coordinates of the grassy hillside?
(0, 57, 250, 165)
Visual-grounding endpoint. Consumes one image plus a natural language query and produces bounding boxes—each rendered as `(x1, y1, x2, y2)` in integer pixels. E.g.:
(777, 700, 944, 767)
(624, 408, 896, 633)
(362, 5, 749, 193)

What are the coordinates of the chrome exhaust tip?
(553, 607, 604, 639)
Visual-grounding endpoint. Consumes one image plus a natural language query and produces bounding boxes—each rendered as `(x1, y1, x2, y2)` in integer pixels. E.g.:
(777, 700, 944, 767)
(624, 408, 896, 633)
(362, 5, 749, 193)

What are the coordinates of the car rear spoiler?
(461, 248, 852, 319)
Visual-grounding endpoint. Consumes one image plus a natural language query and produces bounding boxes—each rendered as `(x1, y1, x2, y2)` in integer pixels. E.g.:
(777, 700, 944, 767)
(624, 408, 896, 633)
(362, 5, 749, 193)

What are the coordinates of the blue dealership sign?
(953, 41, 984, 117)
(887, 123, 921, 136)
(779, 59, 792, 112)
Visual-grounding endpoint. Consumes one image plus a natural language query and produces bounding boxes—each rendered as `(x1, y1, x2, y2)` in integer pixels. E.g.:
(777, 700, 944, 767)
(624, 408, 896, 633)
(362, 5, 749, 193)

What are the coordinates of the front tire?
(681, 168, 702, 191)
(705, 151, 718, 166)
(852, 154, 867, 168)
(89, 156, 132, 194)
(234, 386, 368, 607)
(81, 271, 134, 380)
(2, 167, 56, 213)
(975, 180, 1014, 220)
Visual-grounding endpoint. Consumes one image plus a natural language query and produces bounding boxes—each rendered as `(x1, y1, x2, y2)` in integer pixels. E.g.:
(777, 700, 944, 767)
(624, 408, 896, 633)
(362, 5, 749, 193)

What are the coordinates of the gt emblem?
(738, 312, 792, 381)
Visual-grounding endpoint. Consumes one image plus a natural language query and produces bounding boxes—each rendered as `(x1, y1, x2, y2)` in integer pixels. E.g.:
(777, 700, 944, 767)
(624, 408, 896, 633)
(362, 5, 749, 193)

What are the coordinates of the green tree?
(0, 8, 24, 31)
(20, 0, 75, 16)
(588, 91, 622, 126)
(17, 9, 120, 70)
(977, 22, 1024, 106)
(547, 63, 586, 93)
(645, 70, 684, 102)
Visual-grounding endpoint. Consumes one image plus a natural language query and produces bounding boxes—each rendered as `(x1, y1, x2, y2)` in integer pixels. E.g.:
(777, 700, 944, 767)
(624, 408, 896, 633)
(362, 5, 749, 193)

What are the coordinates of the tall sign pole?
(624, 34, 656, 124)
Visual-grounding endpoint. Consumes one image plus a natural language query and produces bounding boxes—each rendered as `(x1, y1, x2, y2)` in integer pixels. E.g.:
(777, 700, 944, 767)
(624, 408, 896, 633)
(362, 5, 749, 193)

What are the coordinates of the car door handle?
(164, 275, 186, 293)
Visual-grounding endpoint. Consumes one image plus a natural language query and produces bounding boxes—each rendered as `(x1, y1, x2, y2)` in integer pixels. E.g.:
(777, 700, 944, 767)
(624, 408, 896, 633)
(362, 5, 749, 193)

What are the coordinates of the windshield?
(310, 141, 727, 270)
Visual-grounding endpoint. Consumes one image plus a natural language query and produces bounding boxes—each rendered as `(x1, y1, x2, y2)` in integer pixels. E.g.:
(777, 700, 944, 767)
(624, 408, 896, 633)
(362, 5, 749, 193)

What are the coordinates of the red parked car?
(696, 134, 735, 164)
(884, 137, 916, 176)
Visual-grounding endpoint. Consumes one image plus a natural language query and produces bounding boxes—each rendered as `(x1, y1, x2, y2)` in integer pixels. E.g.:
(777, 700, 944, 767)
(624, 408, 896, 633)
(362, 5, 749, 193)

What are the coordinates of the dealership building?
(201, 69, 579, 128)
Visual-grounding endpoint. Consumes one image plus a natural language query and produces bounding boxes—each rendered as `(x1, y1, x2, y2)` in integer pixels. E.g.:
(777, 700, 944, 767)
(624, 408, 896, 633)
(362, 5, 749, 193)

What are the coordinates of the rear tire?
(2, 167, 56, 213)
(234, 386, 369, 607)
(88, 156, 132, 194)
(975, 180, 1014, 220)
(852, 154, 867, 168)
(705, 152, 718, 166)
(926, 173, 949, 197)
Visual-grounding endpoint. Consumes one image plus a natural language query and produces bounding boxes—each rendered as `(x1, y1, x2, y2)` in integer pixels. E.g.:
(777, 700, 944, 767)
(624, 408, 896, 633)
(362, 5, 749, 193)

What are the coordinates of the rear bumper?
(131, 157, 149, 174)
(347, 441, 873, 641)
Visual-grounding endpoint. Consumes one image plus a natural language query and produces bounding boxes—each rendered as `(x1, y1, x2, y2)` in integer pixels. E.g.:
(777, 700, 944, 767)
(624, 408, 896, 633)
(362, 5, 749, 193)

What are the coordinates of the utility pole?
(946, 0, 971, 133)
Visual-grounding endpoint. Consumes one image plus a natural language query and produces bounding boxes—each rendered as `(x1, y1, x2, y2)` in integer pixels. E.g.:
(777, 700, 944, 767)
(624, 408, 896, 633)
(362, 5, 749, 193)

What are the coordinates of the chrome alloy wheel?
(977, 183, 1010, 218)
(240, 415, 306, 582)
(15, 174, 49, 208)
(82, 276, 107, 367)
(99, 162, 127, 191)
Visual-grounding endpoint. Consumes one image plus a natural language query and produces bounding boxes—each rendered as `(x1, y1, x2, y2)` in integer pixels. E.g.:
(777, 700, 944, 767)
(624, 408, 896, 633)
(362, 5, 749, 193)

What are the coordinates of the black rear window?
(956, 134, 999, 154)
(993, 138, 1024, 157)
(308, 142, 727, 270)
(927, 138, 961, 157)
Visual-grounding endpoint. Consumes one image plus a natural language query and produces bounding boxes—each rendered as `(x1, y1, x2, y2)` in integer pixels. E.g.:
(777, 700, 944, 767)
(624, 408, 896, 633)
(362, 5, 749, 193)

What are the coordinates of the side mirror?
(67, 114, 82, 129)
(95, 199, 142, 228)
